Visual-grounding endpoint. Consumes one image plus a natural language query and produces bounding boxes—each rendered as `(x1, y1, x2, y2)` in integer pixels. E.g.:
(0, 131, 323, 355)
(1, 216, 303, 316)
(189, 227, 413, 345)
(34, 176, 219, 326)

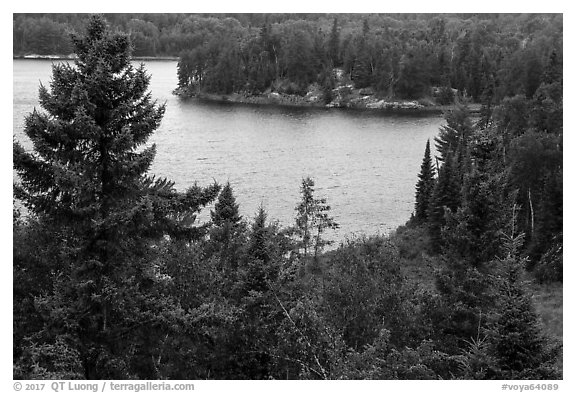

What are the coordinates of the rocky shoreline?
(173, 87, 481, 115)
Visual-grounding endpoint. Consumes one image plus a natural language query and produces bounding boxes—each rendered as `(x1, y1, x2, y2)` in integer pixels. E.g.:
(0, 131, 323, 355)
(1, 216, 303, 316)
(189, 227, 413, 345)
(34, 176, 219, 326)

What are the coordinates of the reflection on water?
(13, 59, 445, 243)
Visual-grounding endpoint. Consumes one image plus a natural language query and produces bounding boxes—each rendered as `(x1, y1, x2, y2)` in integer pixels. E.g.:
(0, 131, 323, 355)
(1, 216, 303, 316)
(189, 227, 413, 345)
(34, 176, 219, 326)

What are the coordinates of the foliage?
(414, 140, 436, 222)
(436, 86, 455, 105)
(427, 153, 460, 252)
(487, 232, 561, 379)
(13, 13, 563, 380)
(13, 15, 219, 379)
(17, 14, 561, 104)
(533, 233, 563, 283)
(434, 105, 475, 163)
(294, 177, 339, 260)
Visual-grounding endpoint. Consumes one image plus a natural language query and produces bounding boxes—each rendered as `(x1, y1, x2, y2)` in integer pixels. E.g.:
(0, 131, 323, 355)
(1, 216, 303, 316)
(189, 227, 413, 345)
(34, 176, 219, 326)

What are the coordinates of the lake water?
(13, 59, 445, 243)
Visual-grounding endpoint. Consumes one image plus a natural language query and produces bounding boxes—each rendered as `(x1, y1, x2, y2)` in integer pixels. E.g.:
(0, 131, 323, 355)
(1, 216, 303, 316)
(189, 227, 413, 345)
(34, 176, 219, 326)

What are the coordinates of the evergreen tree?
(312, 195, 339, 260)
(211, 181, 242, 227)
(479, 71, 496, 129)
(244, 205, 292, 291)
(177, 47, 208, 92)
(395, 48, 432, 99)
(328, 17, 341, 67)
(295, 177, 315, 257)
(543, 50, 562, 85)
(528, 171, 563, 267)
(434, 105, 474, 163)
(295, 177, 338, 259)
(427, 154, 460, 252)
(508, 131, 562, 263)
(489, 230, 561, 379)
(282, 28, 318, 92)
(236, 206, 285, 302)
(362, 18, 370, 36)
(443, 170, 512, 267)
(320, 65, 336, 104)
(529, 81, 563, 134)
(523, 49, 543, 99)
(414, 140, 436, 222)
(351, 40, 373, 89)
(209, 181, 245, 281)
(13, 15, 219, 379)
(248, 205, 271, 264)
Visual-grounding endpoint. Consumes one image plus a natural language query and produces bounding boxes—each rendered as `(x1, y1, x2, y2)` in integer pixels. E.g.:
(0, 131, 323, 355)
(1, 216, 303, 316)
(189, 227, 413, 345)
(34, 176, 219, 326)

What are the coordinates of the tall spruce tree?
(239, 205, 281, 295)
(210, 181, 243, 247)
(434, 105, 474, 163)
(248, 205, 270, 263)
(427, 153, 461, 251)
(211, 181, 242, 227)
(209, 181, 245, 276)
(414, 139, 436, 222)
(13, 15, 219, 379)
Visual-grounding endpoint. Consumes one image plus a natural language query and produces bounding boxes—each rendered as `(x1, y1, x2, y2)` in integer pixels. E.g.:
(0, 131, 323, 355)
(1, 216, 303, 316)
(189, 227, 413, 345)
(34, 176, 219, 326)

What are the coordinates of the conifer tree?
(427, 154, 460, 251)
(210, 181, 243, 246)
(211, 181, 242, 227)
(244, 205, 289, 292)
(362, 18, 370, 36)
(351, 40, 373, 89)
(241, 206, 277, 294)
(295, 177, 338, 259)
(523, 49, 543, 99)
(14, 15, 219, 242)
(15, 16, 161, 225)
(528, 171, 563, 267)
(209, 181, 245, 273)
(479, 73, 496, 129)
(489, 229, 561, 379)
(13, 15, 219, 379)
(543, 50, 562, 85)
(414, 139, 436, 222)
(434, 105, 474, 163)
(328, 17, 341, 67)
(249, 205, 270, 263)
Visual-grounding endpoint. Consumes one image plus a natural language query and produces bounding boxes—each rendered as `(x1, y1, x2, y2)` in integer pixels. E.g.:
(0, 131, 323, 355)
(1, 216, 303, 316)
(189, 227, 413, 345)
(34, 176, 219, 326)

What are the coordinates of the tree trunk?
(528, 188, 535, 237)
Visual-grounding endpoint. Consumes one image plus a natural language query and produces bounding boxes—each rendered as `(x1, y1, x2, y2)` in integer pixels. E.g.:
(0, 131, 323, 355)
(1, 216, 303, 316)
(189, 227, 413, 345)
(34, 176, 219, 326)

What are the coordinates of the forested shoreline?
(15, 13, 562, 106)
(13, 14, 562, 380)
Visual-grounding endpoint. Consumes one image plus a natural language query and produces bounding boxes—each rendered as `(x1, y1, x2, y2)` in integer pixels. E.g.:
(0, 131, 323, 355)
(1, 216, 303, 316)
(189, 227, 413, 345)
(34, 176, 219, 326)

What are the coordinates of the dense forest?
(13, 14, 562, 380)
(14, 13, 563, 104)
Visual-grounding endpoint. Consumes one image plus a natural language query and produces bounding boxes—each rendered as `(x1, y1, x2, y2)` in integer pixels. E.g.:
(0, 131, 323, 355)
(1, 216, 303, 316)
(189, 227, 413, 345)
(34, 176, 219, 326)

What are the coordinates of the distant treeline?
(13, 13, 562, 102)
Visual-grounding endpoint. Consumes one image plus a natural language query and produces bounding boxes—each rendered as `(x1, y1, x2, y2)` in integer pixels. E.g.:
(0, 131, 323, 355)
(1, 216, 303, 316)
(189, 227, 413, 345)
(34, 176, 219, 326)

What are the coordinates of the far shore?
(14, 55, 481, 115)
(175, 89, 482, 116)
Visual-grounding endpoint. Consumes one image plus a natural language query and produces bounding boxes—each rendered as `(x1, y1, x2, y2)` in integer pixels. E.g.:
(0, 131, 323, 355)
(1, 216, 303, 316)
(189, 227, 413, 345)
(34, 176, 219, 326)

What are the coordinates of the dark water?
(13, 59, 445, 242)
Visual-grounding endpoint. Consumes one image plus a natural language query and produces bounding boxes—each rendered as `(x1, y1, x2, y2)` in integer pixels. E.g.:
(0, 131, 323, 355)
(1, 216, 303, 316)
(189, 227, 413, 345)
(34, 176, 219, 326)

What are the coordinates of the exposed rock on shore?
(174, 67, 481, 114)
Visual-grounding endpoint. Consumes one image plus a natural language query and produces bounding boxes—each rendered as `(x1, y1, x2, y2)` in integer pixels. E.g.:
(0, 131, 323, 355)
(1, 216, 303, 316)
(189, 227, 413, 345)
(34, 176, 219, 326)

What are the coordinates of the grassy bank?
(389, 224, 563, 349)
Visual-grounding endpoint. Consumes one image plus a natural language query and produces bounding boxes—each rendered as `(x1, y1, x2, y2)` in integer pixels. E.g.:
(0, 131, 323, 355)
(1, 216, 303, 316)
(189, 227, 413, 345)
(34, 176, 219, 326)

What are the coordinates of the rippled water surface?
(13, 59, 445, 241)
